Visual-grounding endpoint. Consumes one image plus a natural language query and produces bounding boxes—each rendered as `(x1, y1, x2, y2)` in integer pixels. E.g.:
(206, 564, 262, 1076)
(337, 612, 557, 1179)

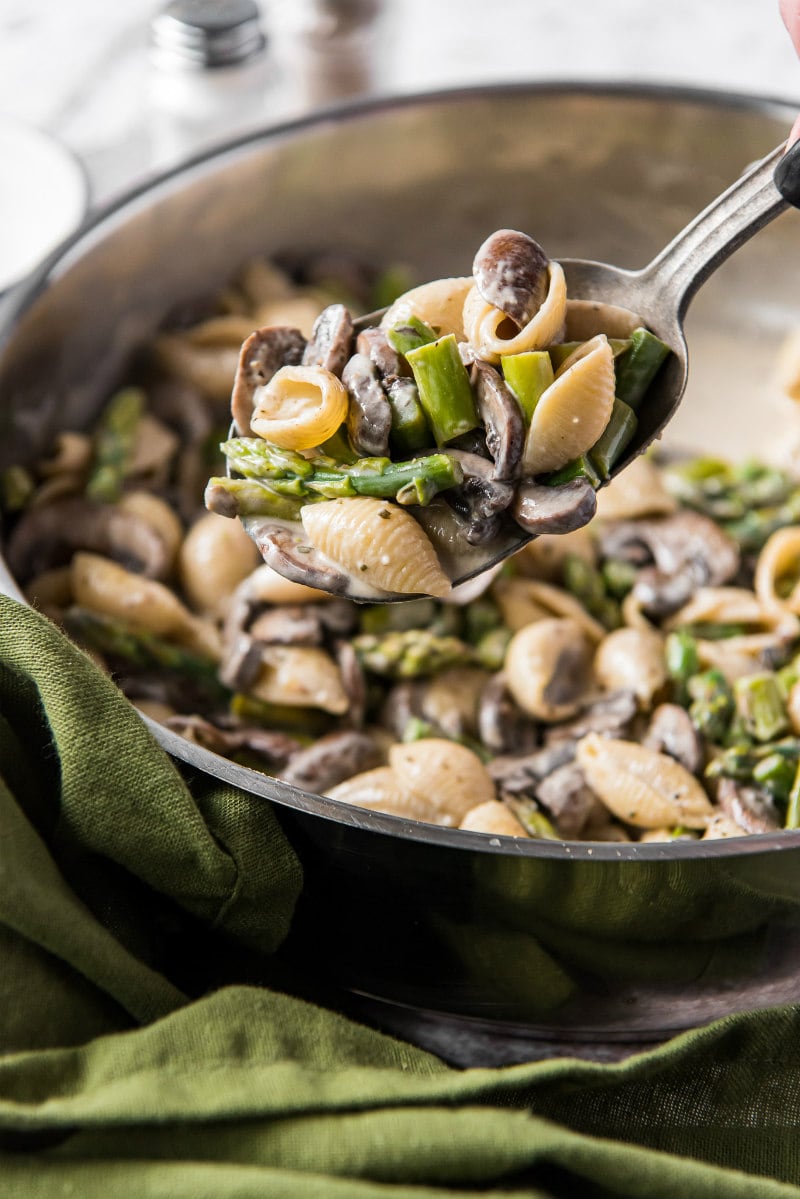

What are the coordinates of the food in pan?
(205, 231, 671, 598)
(4, 248, 800, 842)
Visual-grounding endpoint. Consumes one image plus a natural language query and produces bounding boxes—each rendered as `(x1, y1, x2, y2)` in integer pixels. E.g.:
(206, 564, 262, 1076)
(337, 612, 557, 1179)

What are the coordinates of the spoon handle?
(638, 139, 800, 318)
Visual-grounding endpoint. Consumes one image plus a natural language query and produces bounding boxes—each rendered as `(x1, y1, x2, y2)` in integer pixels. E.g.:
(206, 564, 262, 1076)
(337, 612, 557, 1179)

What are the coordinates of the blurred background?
(2, 0, 800, 206)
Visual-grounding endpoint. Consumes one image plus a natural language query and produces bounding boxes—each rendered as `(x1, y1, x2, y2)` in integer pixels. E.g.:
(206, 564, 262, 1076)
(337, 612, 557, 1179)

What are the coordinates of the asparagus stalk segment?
(65, 606, 229, 705)
(500, 351, 554, 423)
(214, 440, 464, 516)
(614, 328, 671, 413)
(405, 334, 480, 445)
(734, 672, 789, 743)
(386, 377, 432, 455)
(86, 387, 145, 503)
(589, 397, 638, 479)
(386, 315, 438, 356)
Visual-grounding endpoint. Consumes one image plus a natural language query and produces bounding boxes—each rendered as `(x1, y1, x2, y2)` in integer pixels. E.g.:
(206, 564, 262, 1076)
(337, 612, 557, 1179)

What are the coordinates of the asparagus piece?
(65, 607, 229, 705)
(588, 397, 638, 479)
(473, 626, 512, 671)
(543, 455, 602, 489)
(372, 266, 415, 311)
(353, 629, 475, 679)
(405, 334, 480, 445)
(563, 553, 621, 630)
(220, 438, 462, 505)
(86, 387, 146, 503)
(231, 693, 334, 736)
(613, 328, 671, 413)
(320, 426, 359, 464)
(500, 351, 554, 422)
(205, 477, 307, 520)
(665, 629, 700, 689)
(386, 315, 438, 356)
(548, 338, 631, 370)
(386, 378, 432, 455)
(687, 669, 734, 743)
(600, 558, 637, 600)
(734, 672, 789, 743)
(786, 761, 800, 829)
(402, 716, 492, 763)
(752, 751, 796, 802)
(0, 465, 35, 512)
(359, 598, 438, 635)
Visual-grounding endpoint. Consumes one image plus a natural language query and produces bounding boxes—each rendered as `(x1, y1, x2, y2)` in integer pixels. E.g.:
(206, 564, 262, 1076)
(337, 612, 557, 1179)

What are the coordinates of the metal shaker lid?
(150, 0, 267, 69)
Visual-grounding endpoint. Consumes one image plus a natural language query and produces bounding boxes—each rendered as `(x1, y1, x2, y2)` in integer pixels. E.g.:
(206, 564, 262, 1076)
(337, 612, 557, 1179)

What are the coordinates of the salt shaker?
(148, 0, 273, 169)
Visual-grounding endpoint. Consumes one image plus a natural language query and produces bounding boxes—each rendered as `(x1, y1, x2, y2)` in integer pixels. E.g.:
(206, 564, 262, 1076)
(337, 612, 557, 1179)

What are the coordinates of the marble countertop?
(2, 0, 800, 209)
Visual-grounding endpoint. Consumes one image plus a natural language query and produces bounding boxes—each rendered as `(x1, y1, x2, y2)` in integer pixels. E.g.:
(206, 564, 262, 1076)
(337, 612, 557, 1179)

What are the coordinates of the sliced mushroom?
(643, 703, 704, 775)
(333, 637, 368, 726)
(477, 672, 540, 755)
(489, 740, 576, 796)
(715, 777, 781, 835)
(231, 326, 307, 435)
(512, 478, 598, 536)
(544, 688, 639, 743)
(302, 303, 354, 376)
(218, 632, 264, 692)
(165, 714, 301, 765)
(445, 450, 515, 545)
(597, 510, 740, 619)
(246, 521, 351, 596)
(534, 762, 599, 838)
(281, 730, 382, 793)
(342, 353, 392, 457)
(248, 605, 325, 646)
(6, 498, 176, 583)
(471, 361, 525, 480)
(356, 326, 404, 381)
(472, 229, 549, 326)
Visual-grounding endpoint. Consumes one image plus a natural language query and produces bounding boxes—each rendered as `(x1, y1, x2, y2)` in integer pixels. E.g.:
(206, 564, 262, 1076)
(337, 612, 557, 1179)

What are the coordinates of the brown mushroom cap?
(472, 229, 550, 326)
(231, 326, 306, 436)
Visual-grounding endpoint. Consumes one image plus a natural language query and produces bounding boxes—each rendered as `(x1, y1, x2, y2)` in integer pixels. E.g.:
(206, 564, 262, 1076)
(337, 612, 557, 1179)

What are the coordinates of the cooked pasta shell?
(179, 511, 261, 616)
(516, 525, 596, 582)
(254, 296, 326, 339)
(522, 334, 615, 475)
(504, 617, 594, 721)
(71, 552, 221, 659)
(755, 527, 800, 617)
(461, 261, 567, 364)
(459, 800, 528, 837)
(666, 586, 774, 631)
(595, 455, 677, 521)
(380, 277, 473, 341)
(576, 732, 714, 829)
(252, 645, 348, 714)
(389, 740, 495, 826)
(326, 766, 411, 814)
(300, 497, 451, 598)
(493, 577, 605, 640)
(154, 318, 256, 403)
(564, 299, 644, 342)
(250, 365, 349, 450)
(594, 627, 667, 709)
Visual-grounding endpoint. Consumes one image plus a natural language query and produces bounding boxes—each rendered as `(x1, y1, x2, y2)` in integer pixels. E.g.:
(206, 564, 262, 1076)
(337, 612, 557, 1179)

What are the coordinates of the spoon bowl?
(236, 140, 800, 602)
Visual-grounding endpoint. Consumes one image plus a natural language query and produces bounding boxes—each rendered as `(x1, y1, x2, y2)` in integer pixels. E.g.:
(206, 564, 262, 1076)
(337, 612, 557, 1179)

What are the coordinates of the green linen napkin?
(3, 592, 800, 1199)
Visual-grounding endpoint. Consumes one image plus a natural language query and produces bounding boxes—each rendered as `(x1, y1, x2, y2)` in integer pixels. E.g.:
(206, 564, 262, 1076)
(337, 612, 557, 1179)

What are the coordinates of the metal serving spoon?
(237, 139, 800, 602)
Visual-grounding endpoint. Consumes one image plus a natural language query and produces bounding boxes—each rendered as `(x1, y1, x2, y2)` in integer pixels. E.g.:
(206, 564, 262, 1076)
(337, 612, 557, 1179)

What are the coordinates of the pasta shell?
(504, 618, 594, 721)
(564, 299, 644, 341)
(576, 732, 714, 829)
(380, 277, 473, 341)
(594, 627, 667, 709)
(389, 740, 495, 826)
(179, 511, 261, 617)
(252, 645, 348, 714)
(461, 261, 567, 364)
(459, 800, 528, 837)
(71, 552, 221, 659)
(595, 455, 677, 521)
(755, 527, 800, 617)
(522, 334, 615, 475)
(666, 586, 774, 631)
(326, 767, 410, 814)
(250, 365, 349, 450)
(493, 577, 605, 640)
(300, 497, 451, 598)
